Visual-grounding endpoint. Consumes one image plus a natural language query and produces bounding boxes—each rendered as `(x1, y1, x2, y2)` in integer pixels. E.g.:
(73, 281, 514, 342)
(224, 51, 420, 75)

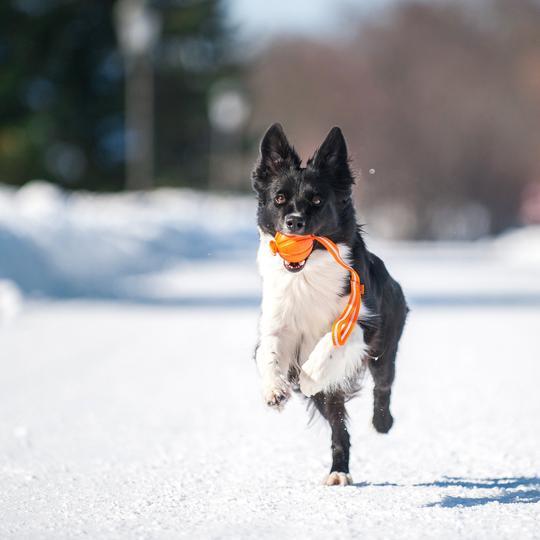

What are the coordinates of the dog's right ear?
(252, 123, 300, 191)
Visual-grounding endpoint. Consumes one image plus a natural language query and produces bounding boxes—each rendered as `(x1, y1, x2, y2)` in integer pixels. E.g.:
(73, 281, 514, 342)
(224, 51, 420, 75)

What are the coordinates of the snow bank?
(0, 279, 22, 325)
(0, 181, 257, 298)
(494, 225, 540, 266)
(1, 181, 539, 303)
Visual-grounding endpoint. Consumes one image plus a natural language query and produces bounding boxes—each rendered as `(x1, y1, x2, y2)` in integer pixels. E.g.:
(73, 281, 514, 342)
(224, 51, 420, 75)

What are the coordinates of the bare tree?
(246, 0, 540, 239)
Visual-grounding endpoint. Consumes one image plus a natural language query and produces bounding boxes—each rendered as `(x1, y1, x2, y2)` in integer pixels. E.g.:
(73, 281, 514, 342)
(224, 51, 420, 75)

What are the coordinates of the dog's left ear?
(311, 127, 347, 169)
(310, 127, 348, 169)
(308, 127, 354, 193)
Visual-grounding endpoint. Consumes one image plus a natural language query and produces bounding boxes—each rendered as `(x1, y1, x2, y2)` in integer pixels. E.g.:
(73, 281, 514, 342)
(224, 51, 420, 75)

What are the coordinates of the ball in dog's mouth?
(283, 259, 307, 273)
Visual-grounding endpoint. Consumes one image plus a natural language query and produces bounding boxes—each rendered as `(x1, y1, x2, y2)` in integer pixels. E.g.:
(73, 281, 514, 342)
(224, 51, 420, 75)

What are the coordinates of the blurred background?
(1, 3, 540, 534)
(1, 0, 540, 304)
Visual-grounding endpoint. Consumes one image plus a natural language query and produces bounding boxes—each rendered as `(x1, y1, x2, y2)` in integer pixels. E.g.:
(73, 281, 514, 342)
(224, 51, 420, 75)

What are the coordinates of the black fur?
(253, 123, 408, 478)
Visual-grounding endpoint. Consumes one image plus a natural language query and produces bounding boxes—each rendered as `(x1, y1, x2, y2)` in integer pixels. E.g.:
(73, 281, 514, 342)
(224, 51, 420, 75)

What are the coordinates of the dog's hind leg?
(312, 391, 352, 486)
(368, 345, 397, 433)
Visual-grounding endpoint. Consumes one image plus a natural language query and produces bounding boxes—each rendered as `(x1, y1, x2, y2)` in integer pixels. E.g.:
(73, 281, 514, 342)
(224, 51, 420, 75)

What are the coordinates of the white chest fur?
(256, 232, 370, 397)
(257, 232, 350, 364)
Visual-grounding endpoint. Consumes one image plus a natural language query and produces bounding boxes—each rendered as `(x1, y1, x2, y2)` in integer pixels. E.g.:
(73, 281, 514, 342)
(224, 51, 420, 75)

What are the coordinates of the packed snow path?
(1, 297, 539, 539)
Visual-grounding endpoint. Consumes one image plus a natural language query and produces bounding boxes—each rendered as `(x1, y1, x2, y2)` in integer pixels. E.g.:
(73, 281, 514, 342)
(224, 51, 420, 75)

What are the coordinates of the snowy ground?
(1, 184, 539, 539)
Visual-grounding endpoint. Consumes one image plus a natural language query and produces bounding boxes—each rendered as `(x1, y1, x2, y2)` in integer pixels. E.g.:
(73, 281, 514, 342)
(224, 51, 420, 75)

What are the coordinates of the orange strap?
(269, 233, 364, 347)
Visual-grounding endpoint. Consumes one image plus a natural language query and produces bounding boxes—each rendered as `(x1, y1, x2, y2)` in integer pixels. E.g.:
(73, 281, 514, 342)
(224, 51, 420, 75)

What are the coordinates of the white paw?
(324, 472, 353, 486)
(263, 381, 290, 410)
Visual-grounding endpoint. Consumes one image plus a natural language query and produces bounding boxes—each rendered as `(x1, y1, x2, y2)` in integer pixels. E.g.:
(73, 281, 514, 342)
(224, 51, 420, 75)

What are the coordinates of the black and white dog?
(252, 123, 408, 486)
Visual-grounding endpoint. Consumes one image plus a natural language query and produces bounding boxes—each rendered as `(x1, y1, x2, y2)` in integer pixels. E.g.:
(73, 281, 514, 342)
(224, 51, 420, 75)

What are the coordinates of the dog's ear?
(252, 123, 300, 191)
(308, 127, 354, 193)
(311, 127, 348, 169)
(259, 123, 300, 169)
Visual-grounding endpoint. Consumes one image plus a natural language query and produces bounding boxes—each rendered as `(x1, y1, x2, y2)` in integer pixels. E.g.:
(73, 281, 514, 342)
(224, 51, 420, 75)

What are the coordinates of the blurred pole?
(115, 0, 161, 191)
(126, 53, 154, 191)
(208, 84, 250, 190)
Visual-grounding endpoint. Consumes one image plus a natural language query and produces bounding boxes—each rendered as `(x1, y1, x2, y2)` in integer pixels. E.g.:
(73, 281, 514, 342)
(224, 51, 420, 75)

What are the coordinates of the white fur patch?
(255, 230, 370, 400)
(299, 326, 368, 396)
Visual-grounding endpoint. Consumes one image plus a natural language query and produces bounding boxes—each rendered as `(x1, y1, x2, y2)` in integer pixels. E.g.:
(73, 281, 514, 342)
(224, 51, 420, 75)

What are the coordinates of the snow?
(0, 181, 256, 298)
(0, 279, 22, 325)
(0, 183, 539, 538)
(1, 301, 538, 538)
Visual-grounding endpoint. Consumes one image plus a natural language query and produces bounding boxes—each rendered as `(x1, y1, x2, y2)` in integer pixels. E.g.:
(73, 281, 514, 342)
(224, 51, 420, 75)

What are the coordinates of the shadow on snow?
(353, 476, 540, 508)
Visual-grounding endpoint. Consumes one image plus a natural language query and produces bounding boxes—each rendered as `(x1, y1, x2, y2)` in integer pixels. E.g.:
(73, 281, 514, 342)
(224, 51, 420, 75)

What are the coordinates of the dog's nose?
(285, 214, 305, 233)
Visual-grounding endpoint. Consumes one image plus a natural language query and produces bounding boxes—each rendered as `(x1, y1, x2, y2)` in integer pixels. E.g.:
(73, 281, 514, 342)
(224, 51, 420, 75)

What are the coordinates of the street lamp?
(115, 0, 161, 191)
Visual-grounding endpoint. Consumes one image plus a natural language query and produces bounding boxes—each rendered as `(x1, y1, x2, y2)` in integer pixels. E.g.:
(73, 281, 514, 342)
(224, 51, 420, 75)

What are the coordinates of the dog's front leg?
(256, 332, 293, 410)
(300, 325, 367, 396)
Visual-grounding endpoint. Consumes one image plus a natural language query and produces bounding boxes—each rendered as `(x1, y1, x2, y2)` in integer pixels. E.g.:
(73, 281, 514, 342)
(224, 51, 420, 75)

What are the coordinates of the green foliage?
(0, 0, 235, 190)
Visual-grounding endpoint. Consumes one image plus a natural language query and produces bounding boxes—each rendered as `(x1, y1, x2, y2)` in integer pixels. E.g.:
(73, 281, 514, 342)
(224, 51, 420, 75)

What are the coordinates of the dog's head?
(252, 123, 355, 241)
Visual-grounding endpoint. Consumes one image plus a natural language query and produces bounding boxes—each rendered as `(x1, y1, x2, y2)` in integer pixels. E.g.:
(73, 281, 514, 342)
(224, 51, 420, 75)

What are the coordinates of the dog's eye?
(312, 195, 322, 206)
(275, 194, 286, 205)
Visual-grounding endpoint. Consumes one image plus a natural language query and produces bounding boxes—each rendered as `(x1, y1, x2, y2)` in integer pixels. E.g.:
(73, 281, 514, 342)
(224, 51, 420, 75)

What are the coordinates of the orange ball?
(269, 232, 315, 263)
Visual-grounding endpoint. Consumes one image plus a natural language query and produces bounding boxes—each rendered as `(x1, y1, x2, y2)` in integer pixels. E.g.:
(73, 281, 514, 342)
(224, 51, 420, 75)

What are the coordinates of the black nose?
(285, 214, 305, 233)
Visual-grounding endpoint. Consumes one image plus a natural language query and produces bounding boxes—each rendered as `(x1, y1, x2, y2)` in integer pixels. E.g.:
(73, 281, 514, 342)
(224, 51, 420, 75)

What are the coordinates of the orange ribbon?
(269, 232, 364, 347)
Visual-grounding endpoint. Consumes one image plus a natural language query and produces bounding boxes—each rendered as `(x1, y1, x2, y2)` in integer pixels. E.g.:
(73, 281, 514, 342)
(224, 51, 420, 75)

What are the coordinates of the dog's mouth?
(283, 259, 307, 273)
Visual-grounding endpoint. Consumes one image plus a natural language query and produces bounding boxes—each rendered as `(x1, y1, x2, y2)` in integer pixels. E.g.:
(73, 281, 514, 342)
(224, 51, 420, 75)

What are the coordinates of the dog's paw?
(324, 471, 353, 486)
(263, 384, 290, 410)
(373, 409, 394, 433)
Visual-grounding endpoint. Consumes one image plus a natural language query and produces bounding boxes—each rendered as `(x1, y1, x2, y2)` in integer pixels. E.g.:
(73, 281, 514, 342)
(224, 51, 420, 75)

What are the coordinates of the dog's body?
(253, 124, 408, 485)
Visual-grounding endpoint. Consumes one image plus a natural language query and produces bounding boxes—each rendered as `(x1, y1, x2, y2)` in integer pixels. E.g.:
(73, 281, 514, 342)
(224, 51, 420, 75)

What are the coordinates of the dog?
(252, 123, 408, 486)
